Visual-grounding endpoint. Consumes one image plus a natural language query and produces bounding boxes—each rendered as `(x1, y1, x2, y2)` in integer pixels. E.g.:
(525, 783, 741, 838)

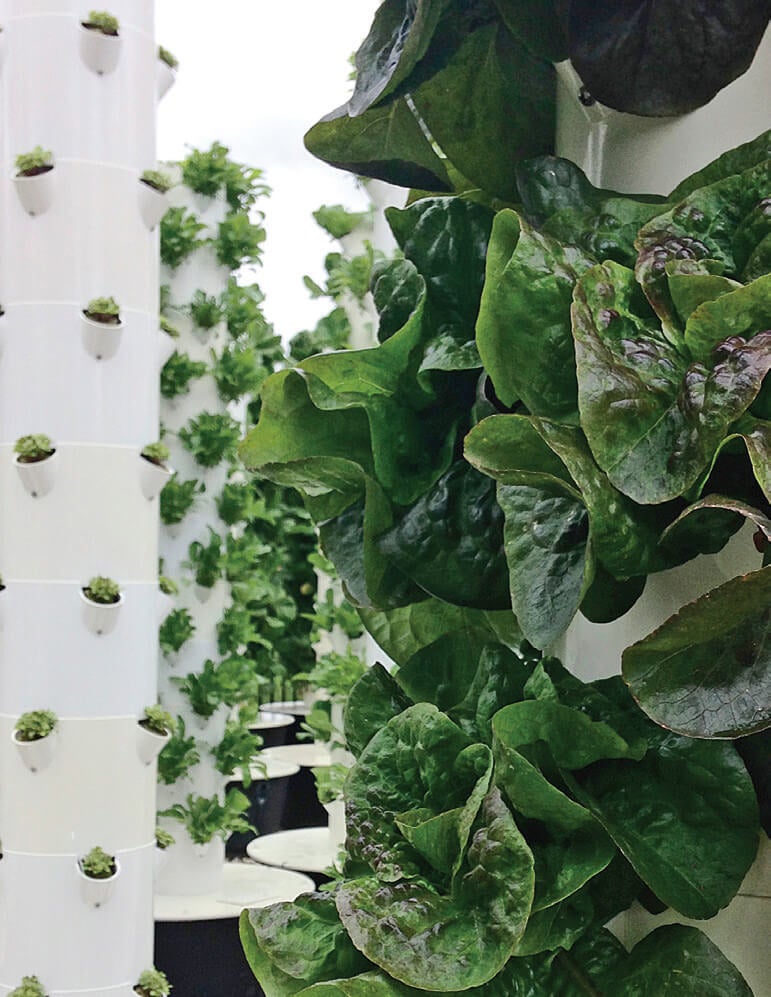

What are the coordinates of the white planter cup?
(13, 167, 55, 216)
(13, 450, 57, 498)
(135, 723, 170, 766)
(79, 24, 122, 76)
(138, 454, 173, 500)
(11, 727, 57, 774)
(76, 856, 120, 908)
(156, 59, 176, 100)
(80, 589, 124, 636)
(80, 312, 124, 361)
(137, 178, 168, 230)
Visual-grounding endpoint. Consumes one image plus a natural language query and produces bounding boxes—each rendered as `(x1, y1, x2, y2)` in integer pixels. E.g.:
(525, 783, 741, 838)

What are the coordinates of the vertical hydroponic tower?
(0, 2, 167, 992)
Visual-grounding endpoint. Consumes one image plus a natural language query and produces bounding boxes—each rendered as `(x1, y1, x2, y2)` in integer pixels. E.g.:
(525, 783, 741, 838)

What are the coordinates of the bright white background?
(155, 1, 381, 342)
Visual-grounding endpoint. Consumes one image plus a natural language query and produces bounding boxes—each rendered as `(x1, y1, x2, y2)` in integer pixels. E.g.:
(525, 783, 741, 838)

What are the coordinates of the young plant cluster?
(239, 5, 770, 992)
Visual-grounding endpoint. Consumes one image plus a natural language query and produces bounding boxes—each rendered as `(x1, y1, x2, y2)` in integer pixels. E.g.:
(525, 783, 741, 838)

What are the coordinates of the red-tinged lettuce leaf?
(344, 664, 414, 759)
(357, 597, 523, 667)
(622, 566, 771, 738)
(239, 894, 371, 997)
(658, 494, 770, 565)
(669, 129, 771, 201)
(411, 17, 554, 201)
(476, 210, 593, 415)
(376, 460, 510, 610)
(347, 0, 452, 116)
(344, 704, 492, 883)
(567, 0, 770, 117)
(466, 414, 666, 589)
(573, 261, 771, 504)
(304, 98, 452, 193)
(635, 161, 770, 326)
(336, 789, 534, 991)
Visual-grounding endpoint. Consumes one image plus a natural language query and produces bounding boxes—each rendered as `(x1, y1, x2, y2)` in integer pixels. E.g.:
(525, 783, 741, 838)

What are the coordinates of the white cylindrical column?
(0, 2, 161, 993)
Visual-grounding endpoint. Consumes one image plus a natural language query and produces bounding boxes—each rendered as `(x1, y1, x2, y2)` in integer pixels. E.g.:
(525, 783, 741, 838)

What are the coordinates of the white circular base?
(262, 743, 332, 769)
(246, 827, 340, 876)
(154, 861, 313, 921)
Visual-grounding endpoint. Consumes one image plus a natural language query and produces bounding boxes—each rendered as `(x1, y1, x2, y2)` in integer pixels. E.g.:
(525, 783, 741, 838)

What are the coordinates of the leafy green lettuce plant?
(240, 134, 769, 992)
(158, 716, 200, 785)
(159, 789, 253, 845)
(160, 351, 207, 399)
(160, 207, 207, 270)
(178, 412, 242, 468)
(160, 475, 203, 526)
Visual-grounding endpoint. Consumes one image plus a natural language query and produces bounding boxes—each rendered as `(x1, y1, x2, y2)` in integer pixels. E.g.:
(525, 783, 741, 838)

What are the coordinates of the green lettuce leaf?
(304, 98, 452, 193)
(411, 15, 554, 201)
(476, 210, 594, 415)
(344, 664, 414, 759)
(377, 460, 510, 610)
(239, 894, 370, 997)
(669, 129, 771, 201)
(357, 597, 522, 667)
(348, 0, 451, 116)
(622, 565, 771, 738)
(497, 481, 592, 649)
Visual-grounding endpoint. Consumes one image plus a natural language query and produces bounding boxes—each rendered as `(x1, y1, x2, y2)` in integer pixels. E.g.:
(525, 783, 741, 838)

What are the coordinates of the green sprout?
(15, 709, 57, 742)
(139, 705, 176, 737)
(157, 45, 178, 70)
(83, 576, 121, 604)
(14, 434, 54, 463)
(141, 441, 170, 465)
(79, 845, 116, 879)
(82, 10, 119, 34)
(84, 296, 121, 323)
(135, 967, 172, 997)
(15, 147, 53, 176)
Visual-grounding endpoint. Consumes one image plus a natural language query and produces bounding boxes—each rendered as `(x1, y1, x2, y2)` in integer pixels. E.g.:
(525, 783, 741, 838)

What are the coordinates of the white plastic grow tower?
(554, 28, 771, 994)
(155, 179, 236, 896)
(0, 1, 166, 994)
